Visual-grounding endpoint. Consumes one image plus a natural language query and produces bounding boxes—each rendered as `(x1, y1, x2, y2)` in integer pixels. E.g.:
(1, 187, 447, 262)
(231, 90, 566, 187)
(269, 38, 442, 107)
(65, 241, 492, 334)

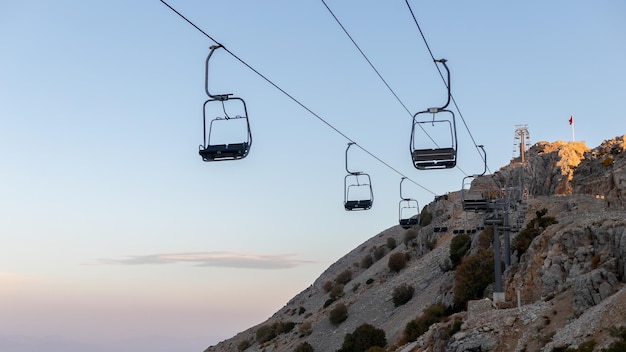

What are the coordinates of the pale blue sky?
(1, 1, 625, 351)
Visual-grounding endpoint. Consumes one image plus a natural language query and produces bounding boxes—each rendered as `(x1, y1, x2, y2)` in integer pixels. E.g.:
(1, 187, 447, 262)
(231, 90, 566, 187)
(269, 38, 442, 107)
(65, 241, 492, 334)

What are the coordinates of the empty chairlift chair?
(398, 177, 420, 229)
(410, 59, 458, 170)
(461, 145, 491, 212)
(344, 143, 373, 211)
(199, 45, 252, 162)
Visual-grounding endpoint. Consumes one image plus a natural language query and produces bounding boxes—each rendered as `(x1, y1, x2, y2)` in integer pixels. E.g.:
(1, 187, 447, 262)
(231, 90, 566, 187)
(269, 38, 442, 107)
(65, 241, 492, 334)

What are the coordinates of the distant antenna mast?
(512, 125, 530, 163)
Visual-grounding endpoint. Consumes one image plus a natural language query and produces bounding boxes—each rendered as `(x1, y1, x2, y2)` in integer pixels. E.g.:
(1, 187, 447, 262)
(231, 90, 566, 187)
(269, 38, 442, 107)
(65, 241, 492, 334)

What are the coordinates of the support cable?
(320, 0, 439, 147)
(160, 0, 437, 196)
(404, 0, 491, 175)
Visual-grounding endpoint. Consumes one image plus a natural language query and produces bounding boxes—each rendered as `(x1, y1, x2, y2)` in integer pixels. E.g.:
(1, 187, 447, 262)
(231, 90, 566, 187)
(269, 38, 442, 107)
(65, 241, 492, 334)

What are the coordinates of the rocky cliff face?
(204, 136, 626, 352)
(573, 136, 626, 206)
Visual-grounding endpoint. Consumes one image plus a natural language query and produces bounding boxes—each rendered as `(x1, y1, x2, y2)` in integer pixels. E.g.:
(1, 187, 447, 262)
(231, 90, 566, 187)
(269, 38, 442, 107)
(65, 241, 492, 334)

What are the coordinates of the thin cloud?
(95, 251, 316, 269)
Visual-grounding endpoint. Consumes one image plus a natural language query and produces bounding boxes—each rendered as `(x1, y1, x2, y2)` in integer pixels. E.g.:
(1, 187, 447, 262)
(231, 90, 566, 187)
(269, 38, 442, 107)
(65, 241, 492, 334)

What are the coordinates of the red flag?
(569, 115, 573, 125)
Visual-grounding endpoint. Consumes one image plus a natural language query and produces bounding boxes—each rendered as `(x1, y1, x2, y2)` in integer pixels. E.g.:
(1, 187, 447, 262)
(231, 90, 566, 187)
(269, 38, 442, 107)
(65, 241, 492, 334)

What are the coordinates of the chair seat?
(462, 200, 490, 211)
(400, 218, 419, 229)
(200, 142, 249, 161)
(412, 148, 456, 169)
(344, 199, 372, 210)
(412, 147, 455, 161)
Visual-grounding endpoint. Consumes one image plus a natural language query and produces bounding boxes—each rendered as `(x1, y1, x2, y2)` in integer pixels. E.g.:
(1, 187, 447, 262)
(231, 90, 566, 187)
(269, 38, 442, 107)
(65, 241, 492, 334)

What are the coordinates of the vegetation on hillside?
(338, 323, 386, 352)
(449, 233, 471, 268)
(513, 208, 558, 259)
(255, 321, 295, 344)
(453, 248, 494, 308)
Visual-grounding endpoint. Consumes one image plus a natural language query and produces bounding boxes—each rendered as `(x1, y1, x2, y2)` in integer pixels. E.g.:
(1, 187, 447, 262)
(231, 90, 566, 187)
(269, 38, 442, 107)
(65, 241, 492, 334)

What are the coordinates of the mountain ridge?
(205, 135, 626, 352)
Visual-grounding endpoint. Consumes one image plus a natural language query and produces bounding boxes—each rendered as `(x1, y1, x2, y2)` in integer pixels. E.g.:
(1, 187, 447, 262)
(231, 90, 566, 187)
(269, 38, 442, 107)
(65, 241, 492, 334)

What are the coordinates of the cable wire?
(159, 0, 437, 196)
(320, 0, 411, 117)
(322, 0, 472, 176)
(320, 0, 439, 147)
(404, 0, 490, 175)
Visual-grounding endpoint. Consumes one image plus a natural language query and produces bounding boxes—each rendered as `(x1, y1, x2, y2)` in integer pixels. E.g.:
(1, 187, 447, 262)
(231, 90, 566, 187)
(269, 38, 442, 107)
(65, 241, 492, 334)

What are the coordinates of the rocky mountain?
(204, 135, 626, 352)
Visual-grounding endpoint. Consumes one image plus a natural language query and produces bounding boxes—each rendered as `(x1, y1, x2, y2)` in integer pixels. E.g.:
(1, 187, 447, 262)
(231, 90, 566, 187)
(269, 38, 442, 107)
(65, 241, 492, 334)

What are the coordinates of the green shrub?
(392, 283, 415, 307)
(387, 237, 397, 250)
(453, 249, 494, 307)
(388, 252, 407, 272)
(324, 298, 334, 308)
(576, 340, 596, 352)
(602, 326, 626, 351)
(403, 229, 418, 246)
(373, 246, 387, 261)
(338, 323, 386, 352)
(255, 321, 295, 343)
(298, 321, 312, 336)
(403, 304, 447, 342)
(330, 284, 344, 301)
(361, 255, 374, 269)
(335, 270, 353, 285)
(478, 226, 493, 249)
(609, 325, 626, 340)
(237, 339, 251, 351)
(449, 233, 471, 268)
(447, 319, 462, 336)
(329, 303, 349, 325)
(323, 280, 333, 293)
(513, 208, 558, 259)
(282, 321, 295, 333)
(256, 323, 277, 343)
(294, 342, 314, 352)
(424, 238, 436, 250)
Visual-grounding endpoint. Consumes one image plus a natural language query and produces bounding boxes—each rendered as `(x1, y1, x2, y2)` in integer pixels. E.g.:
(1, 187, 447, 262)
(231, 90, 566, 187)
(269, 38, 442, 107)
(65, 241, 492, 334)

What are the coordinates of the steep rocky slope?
(204, 136, 626, 352)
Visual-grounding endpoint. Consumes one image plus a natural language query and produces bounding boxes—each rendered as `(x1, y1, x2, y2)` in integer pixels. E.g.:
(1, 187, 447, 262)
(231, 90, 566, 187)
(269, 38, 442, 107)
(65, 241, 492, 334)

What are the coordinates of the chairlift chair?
(199, 45, 252, 162)
(461, 145, 492, 212)
(398, 177, 420, 229)
(344, 143, 373, 211)
(410, 59, 458, 170)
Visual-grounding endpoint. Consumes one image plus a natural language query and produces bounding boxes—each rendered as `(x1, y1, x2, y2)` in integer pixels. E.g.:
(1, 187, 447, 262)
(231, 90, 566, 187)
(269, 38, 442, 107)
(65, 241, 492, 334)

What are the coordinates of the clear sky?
(1, 1, 625, 351)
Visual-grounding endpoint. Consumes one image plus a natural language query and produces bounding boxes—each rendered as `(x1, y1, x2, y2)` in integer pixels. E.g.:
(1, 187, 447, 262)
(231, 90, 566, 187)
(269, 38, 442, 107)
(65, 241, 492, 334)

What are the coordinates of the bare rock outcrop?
(573, 135, 626, 206)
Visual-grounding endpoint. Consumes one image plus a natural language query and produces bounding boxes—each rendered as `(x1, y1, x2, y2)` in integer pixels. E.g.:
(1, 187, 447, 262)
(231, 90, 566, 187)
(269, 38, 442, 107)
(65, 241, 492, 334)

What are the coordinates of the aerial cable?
(159, 0, 437, 196)
(320, 0, 411, 117)
(320, 0, 439, 147)
(404, 0, 490, 175)
(159, 0, 347, 140)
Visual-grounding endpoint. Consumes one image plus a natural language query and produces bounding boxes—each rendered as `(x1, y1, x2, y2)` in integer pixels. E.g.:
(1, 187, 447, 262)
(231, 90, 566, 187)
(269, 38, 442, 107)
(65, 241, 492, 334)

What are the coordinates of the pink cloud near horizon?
(93, 251, 316, 269)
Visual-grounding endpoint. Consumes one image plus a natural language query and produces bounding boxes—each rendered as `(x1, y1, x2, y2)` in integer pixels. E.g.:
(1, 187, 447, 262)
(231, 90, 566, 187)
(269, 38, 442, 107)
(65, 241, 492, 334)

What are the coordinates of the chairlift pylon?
(410, 59, 458, 170)
(344, 143, 373, 211)
(199, 45, 252, 162)
(399, 177, 420, 229)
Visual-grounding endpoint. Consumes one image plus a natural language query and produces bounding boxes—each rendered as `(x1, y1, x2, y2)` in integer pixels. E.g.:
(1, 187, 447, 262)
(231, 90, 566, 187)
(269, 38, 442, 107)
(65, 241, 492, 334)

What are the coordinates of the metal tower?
(512, 125, 530, 163)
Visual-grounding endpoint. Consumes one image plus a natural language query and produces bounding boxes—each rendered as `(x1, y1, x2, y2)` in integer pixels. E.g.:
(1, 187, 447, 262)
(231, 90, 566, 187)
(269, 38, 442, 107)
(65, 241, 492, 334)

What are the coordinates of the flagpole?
(571, 115, 575, 142)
